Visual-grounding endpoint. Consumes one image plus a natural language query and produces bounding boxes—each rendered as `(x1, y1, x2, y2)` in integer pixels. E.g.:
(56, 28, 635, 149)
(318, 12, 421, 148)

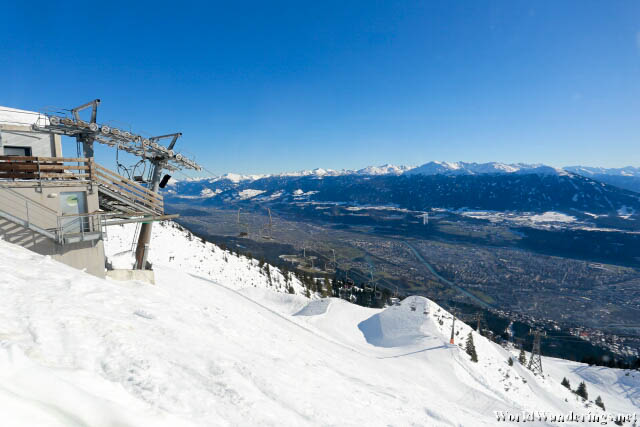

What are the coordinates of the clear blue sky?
(2, 1, 639, 175)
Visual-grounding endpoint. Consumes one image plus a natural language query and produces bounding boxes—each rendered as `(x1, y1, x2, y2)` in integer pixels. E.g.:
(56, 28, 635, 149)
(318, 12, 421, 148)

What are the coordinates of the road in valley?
(403, 241, 494, 310)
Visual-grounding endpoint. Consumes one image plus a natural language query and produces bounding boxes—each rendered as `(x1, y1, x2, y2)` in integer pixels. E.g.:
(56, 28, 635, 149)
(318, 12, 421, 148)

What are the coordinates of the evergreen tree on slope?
(466, 332, 478, 362)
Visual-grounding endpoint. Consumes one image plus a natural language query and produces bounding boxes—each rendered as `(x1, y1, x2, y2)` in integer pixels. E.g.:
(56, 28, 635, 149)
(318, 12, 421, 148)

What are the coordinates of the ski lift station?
(0, 100, 201, 280)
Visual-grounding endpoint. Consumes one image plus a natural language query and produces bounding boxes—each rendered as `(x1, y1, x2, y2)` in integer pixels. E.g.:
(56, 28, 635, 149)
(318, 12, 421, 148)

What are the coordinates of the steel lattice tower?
(528, 329, 545, 375)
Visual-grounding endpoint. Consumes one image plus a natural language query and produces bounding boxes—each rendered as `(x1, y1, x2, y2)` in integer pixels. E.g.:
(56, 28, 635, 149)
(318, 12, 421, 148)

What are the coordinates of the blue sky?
(2, 1, 640, 176)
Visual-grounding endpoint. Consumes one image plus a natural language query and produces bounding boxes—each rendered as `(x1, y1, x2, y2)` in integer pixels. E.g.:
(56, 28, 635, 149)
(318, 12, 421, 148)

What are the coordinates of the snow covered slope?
(104, 221, 306, 296)
(0, 225, 639, 426)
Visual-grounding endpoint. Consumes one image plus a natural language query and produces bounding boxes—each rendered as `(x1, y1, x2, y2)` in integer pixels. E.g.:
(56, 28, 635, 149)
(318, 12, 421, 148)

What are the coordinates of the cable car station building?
(0, 100, 200, 278)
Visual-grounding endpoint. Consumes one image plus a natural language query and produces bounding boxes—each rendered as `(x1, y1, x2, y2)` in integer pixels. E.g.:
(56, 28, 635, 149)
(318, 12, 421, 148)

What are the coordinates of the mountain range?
(190, 161, 640, 182)
(166, 162, 640, 217)
(187, 161, 576, 183)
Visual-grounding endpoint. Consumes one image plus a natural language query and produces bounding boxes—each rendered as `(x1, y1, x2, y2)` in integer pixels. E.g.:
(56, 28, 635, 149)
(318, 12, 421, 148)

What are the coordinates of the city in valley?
(168, 199, 640, 363)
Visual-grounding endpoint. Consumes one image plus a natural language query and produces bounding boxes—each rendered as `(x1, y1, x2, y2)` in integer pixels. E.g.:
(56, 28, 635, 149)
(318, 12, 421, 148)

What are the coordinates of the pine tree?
(595, 395, 605, 411)
(324, 275, 333, 297)
(264, 264, 272, 286)
(508, 357, 514, 367)
(518, 348, 527, 365)
(561, 377, 571, 389)
(575, 381, 588, 400)
(465, 332, 478, 362)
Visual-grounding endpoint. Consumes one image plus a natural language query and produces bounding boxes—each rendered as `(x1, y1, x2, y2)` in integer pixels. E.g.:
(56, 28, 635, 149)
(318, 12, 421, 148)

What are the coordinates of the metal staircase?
(0, 183, 103, 245)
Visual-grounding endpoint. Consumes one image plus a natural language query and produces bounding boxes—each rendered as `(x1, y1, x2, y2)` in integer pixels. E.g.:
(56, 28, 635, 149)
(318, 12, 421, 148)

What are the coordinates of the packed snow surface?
(0, 222, 638, 426)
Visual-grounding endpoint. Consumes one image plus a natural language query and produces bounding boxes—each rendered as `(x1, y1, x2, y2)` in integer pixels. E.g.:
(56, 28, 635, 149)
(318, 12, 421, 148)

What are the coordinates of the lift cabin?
(0, 100, 201, 279)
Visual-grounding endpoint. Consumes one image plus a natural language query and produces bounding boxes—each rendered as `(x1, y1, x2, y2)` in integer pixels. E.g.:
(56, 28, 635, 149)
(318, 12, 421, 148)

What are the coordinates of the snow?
(168, 164, 414, 185)
(292, 189, 318, 198)
(565, 166, 640, 178)
(0, 222, 638, 426)
(293, 299, 331, 316)
(237, 189, 265, 200)
(345, 204, 409, 213)
(405, 161, 566, 176)
(402, 161, 573, 177)
(356, 164, 415, 175)
(219, 173, 269, 183)
(168, 162, 640, 187)
(617, 206, 636, 219)
(256, 190, 284, 201)
(529, 212, 577, 224)
(200, 188, 221, 198)
(104, 221, 306, 296)
(358, 297, 431, 347)
(455, 209, 587, 230)
(168, 188, 222, 200)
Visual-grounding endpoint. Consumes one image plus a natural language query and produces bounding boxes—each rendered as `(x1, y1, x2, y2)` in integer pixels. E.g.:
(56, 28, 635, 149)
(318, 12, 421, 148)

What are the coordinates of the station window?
(3, 146, 32, 156)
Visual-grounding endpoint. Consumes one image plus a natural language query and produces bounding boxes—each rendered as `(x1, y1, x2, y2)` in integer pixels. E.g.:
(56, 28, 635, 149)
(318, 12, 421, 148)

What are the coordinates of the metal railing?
(56, 212, 105, 244)
(0, 183, 105, 244)
(0, 182, 59, 239)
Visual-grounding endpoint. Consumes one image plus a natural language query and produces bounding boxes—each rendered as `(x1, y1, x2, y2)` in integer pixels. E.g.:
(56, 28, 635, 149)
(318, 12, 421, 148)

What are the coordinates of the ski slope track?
(0, 221, 638, 426)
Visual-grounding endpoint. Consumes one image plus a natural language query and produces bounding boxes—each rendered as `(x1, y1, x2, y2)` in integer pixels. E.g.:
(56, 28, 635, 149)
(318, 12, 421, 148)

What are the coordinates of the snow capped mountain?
(277, 164, 415, 177)
(172, 162, 640, 187)
(171, 161, 583, 186)
(355, 163, 415, 175)
(405, 161, 567, 176)
(280, 167, 343, 177)
(563, 166, 640, 193)
(166, 168, 640, 216)
(219, 172, 270, 183)
(565, 166, 640, 178)
(0, 221, 639, 425)
(170, 164, 414, 185)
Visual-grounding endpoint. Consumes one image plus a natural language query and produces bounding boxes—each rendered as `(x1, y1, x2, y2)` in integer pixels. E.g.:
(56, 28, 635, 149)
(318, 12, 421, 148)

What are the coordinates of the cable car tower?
(34, 99, 202, 270)
(528, 329, 546, 375)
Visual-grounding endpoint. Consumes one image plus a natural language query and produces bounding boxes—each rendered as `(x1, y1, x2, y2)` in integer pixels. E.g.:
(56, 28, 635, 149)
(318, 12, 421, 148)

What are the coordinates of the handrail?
(94, 177, 163, 213)
(94, 172, 162, 205)
(0, 156, 164, 215)
(0, 183, 60, 238)
(0, 156, 89, 162)
(0, 182, 105, 244)
(0, 182, 58, 215)
(0, 156, 92, 182)
(93, 163, 163, 200)
(57, 211, 104, 243)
